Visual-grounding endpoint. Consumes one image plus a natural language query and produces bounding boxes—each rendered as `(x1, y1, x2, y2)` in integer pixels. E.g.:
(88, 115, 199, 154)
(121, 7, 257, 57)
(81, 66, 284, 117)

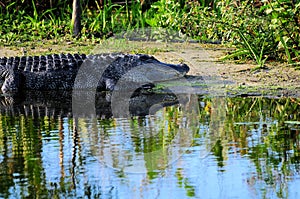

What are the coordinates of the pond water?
(0, 91, 300, 199)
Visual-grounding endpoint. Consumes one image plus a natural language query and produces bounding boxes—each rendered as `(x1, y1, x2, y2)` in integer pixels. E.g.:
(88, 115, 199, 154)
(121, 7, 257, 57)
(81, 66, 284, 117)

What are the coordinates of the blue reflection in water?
(0, 97, 300, 198)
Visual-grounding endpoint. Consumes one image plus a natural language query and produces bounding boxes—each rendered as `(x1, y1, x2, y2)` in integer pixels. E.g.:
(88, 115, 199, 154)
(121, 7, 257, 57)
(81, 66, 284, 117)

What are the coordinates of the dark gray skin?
(0, 90, 180, 118)
(0, 53, 189, 93)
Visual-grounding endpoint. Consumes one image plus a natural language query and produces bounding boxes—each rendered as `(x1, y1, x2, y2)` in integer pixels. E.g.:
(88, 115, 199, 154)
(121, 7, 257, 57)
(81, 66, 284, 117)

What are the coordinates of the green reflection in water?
(0, 97, 299, 198)
(0, 115, 50, 197)
(220, 97, 300, 198)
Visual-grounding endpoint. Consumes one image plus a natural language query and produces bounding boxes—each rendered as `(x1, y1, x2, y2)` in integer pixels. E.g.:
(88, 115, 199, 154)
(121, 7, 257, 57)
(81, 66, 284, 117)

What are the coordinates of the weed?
(0, 0, 299, 66)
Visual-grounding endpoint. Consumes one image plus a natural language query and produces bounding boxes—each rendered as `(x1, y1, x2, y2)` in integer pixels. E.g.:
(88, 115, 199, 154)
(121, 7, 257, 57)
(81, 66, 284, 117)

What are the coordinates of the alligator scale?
(0, 53, 189, 93)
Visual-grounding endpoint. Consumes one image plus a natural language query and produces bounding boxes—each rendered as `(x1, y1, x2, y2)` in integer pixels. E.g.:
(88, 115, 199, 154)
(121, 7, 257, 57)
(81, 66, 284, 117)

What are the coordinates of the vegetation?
(0, 0, 299, 67)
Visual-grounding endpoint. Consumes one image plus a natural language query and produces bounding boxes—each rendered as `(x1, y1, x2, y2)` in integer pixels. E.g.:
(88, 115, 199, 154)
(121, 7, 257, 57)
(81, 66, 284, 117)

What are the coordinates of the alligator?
(0, 53, 189, 93)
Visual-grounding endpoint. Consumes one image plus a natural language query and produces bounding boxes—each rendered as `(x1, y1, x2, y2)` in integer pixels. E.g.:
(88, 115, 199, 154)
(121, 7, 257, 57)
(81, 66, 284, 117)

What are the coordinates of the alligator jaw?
(143, 62, 189, 82)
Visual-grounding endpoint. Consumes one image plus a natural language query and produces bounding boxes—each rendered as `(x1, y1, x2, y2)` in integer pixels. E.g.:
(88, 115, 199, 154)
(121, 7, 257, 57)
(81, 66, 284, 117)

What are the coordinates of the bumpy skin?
(0, 53, 189, 93)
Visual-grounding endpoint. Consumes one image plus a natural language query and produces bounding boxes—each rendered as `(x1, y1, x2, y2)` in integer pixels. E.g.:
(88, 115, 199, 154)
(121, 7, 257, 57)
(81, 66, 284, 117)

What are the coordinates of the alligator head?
(102, 54, 190, 91)
(133, 54, 190, 81)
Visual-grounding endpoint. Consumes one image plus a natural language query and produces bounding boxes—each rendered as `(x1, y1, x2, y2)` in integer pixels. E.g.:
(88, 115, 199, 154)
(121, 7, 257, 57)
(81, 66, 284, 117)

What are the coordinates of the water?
(0, 92, 299, 199)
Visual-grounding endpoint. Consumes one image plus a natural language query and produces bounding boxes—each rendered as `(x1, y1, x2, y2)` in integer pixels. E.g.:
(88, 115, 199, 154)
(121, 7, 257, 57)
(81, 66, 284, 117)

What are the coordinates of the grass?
(221, 30, 268, 70)
(0, 38, 174, 57)
(0, 0, 299, 68)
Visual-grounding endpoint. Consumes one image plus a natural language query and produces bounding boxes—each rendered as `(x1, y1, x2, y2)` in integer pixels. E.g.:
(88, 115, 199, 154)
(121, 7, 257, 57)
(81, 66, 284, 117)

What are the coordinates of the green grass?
(0, 0, 299, 67)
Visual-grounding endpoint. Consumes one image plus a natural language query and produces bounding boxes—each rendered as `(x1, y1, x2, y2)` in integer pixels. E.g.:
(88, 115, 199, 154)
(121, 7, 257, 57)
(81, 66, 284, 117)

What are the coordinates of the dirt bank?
(1, 41, 299, 97)
(153, 43, 300, 97)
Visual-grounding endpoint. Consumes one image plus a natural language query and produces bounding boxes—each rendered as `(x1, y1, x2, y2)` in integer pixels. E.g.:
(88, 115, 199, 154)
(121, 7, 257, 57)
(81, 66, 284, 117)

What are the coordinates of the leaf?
(279, 35, 292, 63)
(284, 121, 300, 125)
(220, 49, 249, 60)
(145, 19, 157, 27)
(265, 8, 273, 14)
(238, 30, 259, 61)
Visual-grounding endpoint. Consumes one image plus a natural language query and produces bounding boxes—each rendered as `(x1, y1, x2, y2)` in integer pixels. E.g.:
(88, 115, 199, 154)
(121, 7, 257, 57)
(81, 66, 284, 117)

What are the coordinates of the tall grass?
(0, 0, 147, 43)
(0, 0, 299, 66)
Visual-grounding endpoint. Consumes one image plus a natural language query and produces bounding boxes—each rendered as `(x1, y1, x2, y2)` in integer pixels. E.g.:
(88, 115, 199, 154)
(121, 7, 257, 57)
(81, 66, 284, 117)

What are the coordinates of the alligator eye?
(137, 54, 158, 63)
(137, 54, 152, 61)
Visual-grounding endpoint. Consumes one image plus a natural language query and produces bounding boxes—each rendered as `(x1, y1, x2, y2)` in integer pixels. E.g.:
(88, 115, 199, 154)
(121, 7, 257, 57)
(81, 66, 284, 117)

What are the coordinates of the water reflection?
(0, 93, 300, 198)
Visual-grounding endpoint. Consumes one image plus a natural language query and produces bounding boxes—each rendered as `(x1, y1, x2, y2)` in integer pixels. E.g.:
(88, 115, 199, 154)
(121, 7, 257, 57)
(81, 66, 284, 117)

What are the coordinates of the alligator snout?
(161, 62, 190, 76)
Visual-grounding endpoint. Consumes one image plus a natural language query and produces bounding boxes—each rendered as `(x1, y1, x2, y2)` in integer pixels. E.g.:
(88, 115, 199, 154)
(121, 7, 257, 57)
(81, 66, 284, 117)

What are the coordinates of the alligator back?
(0, 53, 86, 73)
(0, 53, 90, 92)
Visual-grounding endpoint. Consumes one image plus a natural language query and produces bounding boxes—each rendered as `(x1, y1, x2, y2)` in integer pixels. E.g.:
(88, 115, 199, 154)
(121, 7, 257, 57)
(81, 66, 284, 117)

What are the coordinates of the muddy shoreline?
(1, 41, 299, 97)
